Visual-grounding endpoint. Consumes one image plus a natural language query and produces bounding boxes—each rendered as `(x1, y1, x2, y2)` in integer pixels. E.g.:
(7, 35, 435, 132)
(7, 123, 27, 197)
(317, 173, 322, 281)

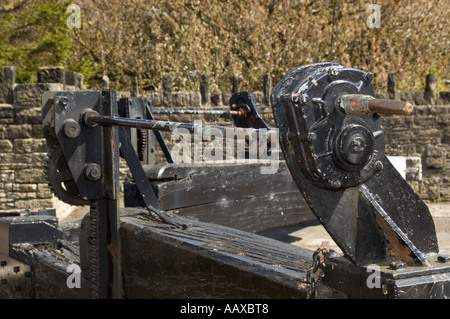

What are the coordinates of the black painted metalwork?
(36, 64, 448, 299)
(229, 91, 269, 129)
(271, 63, 439, 267)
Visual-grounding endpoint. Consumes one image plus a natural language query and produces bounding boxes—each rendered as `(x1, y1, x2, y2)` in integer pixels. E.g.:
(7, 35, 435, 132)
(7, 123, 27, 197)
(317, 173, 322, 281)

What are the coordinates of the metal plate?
(0, 253, 32, 299)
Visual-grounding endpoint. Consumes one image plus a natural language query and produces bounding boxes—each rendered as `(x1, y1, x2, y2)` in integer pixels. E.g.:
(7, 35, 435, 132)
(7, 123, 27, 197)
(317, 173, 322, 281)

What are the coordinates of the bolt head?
(437, 255, 450, 263)
(85, 163, 102, 181)
(389, 261, 407, 270)
(375, 160, 384, 171)
(59, 97, 69, 107)
(82, 109, 100, 128)
(331, 179, 342, 188)
(329, 68, 340, 77)
(62, 119, 81, 139)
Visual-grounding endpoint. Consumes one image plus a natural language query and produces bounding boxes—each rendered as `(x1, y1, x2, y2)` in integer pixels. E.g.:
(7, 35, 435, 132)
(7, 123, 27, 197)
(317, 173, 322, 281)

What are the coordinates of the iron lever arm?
(83, 110, 276, 137)
(152, 109, 243, 116)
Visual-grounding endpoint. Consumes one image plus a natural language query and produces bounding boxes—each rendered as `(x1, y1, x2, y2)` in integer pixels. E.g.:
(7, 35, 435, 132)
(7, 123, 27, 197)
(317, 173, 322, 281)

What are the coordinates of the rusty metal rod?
(338, 94, 414, 115)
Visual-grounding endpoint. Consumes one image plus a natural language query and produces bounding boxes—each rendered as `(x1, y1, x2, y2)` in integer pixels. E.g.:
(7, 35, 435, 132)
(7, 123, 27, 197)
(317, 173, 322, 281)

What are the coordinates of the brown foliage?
(69, 0, 449, 92)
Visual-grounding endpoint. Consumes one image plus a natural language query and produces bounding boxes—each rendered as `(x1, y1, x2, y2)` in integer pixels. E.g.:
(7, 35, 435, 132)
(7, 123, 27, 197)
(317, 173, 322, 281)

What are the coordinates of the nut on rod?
(338, 94, 414, 116)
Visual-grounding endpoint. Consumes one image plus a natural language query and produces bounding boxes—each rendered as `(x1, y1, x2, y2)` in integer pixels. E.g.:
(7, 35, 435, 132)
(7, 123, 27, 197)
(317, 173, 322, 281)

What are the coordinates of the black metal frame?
(34, 63, 450, 299)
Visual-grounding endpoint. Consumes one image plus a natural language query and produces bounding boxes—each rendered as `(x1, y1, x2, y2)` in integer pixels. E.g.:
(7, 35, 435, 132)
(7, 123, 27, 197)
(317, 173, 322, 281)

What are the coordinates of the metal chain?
(306, 245, 337, 299)
(89, 201, 100, 299)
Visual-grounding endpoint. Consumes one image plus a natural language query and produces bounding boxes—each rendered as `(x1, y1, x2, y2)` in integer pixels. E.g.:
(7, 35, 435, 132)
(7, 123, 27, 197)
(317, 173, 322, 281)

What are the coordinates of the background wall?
(0, 66, 449, 211)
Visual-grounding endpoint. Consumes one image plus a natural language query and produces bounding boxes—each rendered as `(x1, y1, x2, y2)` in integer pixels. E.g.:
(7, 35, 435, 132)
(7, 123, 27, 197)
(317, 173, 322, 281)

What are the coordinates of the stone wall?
(0, 66, 449, 211)
(372, 73, 450, 202)
(147, 73, 450, 202)
(0, 66, 84, 210)
(381, 104, 450, 202)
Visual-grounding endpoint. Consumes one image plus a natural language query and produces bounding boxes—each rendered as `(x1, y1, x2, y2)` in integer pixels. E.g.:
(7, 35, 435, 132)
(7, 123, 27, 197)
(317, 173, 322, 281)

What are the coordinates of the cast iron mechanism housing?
(272, 62, 439, 266)
(276, 63, 384, 190)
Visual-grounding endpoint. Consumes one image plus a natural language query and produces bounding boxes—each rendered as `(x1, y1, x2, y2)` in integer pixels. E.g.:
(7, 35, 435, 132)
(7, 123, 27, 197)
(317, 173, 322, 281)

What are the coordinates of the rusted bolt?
(0, 261, 6, 267)
(24, 271, 31, 278)
(59, 97, 69, 107)
(375, 160, 384, 171)
(14, 285, 21, 291)
(13, 266, 20, 273)
(62, 119, 81, 139)
(85, 163, 102, 181)
(331, 179, 342, 189)
(1, 279, 7, 285)
(389, 261, 407, 270)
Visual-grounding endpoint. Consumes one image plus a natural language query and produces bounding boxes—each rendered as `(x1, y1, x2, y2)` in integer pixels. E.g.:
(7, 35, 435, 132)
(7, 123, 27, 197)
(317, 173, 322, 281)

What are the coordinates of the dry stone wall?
(381, 104, 450, 201)
(0, 66, 449, 211)
(0, 66, 84, 210)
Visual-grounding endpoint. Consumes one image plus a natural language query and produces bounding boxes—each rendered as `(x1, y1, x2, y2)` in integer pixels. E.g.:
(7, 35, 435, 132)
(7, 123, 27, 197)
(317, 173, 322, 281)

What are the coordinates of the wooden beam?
(124, 161, 315, 233)
(118, 208, 335, 298)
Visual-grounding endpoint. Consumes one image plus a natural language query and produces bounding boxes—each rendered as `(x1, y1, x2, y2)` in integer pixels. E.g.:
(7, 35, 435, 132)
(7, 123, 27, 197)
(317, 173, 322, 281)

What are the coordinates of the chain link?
(306, 245, 337, 299)
(89, 201, 100, 299)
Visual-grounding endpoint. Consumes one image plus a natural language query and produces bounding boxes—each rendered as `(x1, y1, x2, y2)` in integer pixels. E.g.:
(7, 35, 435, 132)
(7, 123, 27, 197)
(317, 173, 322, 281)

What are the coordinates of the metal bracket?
(321, 254, 450, 298)
(0, 209, 63, 255)
(229, 91, 269, 129)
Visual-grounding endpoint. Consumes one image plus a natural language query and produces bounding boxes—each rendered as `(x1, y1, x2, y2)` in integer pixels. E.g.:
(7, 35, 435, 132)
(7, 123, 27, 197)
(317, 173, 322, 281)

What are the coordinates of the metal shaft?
(338, 94, 414, 115)
(84, 111, 274, 136)
(152, 109, 242, 116)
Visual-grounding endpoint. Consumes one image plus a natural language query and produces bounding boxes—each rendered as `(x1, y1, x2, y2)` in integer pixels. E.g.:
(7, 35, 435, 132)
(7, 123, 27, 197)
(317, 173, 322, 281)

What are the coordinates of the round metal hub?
(335, 124, 375, 171)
